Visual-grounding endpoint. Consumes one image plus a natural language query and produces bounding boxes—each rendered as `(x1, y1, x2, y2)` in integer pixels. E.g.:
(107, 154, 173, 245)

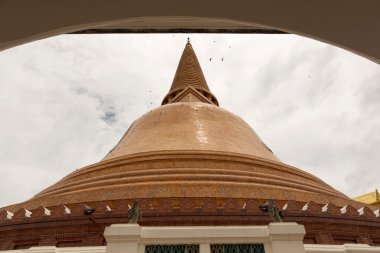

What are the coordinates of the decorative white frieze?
(321, 204, 329, 213)
(43, 207, 51, 216)
(6, 211, 14, 219)
(64, 206, 71, 214)
(357, 207, 365, 216)
(24, 209, 32, 218)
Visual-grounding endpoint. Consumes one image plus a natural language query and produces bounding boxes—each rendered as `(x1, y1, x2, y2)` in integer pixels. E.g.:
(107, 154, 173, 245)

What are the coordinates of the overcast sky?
(0, 34, 379, 208)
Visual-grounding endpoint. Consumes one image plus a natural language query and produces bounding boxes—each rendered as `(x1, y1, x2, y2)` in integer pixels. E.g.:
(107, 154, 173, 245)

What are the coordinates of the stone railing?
(103, 223, 306, 253)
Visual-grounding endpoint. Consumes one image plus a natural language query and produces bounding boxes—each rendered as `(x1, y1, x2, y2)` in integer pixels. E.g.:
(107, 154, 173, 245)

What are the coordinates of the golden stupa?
(0, 41, 379, 250)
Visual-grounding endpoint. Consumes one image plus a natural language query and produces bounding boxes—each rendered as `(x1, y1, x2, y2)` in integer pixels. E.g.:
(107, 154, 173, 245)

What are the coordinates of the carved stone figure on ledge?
(128, 201, 142, 224)
(259, 199, 284, 222)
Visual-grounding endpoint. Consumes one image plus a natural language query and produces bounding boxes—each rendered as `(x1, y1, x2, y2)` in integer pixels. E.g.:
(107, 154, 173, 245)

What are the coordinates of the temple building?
(354, 190, 380, 209)
(0, 41, 379, 253)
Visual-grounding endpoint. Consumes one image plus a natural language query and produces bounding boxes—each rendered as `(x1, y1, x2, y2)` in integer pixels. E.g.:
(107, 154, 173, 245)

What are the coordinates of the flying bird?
(221, 58, 224, 61)
(209, 58, 212, 61)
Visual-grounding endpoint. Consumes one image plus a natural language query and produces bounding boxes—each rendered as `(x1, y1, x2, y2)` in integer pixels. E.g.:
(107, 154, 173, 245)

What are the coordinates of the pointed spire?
(162, 40, 218, 106)
(167, 40, 210, 94)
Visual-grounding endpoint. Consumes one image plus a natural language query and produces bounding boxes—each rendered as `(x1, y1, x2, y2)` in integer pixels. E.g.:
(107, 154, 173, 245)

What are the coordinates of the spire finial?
(161, 40, 219, 106)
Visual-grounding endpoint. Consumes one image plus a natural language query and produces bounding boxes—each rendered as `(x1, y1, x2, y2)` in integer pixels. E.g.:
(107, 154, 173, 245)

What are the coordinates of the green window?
(145, 244, 199, 253)
(210, 244, 265, 253)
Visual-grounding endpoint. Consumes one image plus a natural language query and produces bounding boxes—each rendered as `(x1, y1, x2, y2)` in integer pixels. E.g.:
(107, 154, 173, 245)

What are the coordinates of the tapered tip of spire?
(162, 40, 219, 106)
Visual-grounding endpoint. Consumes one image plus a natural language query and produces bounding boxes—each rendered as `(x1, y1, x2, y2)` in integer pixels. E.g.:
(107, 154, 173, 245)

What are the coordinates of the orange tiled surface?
(2, 150, 356, 212)
(103, 103, 280, 161)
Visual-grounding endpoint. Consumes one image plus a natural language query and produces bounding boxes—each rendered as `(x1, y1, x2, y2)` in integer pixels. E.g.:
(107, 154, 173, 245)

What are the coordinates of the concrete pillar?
(268, 222, 306, 253)
(200, 244, 210, 253)
(104, 224, 142, 253)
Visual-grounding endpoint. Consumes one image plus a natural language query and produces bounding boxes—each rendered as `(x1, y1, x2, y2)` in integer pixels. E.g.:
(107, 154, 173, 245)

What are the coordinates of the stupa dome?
(3, 39, 351, 211)
(103, 102, 279, 162)
(9, 98, 350, 210)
